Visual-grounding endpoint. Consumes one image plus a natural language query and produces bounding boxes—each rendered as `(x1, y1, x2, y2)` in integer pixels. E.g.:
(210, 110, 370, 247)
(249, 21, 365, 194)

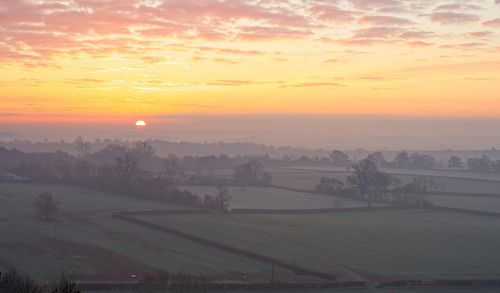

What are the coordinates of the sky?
(1, 0, 500, 147)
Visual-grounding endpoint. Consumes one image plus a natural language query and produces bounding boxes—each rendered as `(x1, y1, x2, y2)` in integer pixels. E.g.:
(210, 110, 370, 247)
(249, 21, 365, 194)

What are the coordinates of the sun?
(135, 120, 146, 128)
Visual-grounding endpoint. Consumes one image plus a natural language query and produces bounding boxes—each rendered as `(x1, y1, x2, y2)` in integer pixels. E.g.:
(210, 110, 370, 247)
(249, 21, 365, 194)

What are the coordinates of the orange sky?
(1, 0, 500, 123)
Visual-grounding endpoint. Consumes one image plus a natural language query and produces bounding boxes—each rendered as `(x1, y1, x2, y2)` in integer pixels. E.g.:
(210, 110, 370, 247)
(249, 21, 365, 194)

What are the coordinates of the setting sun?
(135, 120, 146, 128)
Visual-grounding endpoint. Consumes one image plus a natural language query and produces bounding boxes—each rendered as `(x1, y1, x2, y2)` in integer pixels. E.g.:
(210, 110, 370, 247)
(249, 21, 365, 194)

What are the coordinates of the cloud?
(0, 0, 498, 65)
(430, 12, 480, 24)
(483, 18, 500, 27)
(287, 82, 344, 87)
(357, 15, 414, 26)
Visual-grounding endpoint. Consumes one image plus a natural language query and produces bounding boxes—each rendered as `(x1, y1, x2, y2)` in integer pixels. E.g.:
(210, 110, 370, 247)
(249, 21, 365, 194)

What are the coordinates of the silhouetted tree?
(134, 141, 155, 156)
(51, 274, 81, 293)
(34, 192, 59, 221)
(74, 136, 91, 158)
(366, 152, 387, 167)
(347, 159, 392, 207)
(114, 154, 139, 181)
(163, 156, 185, 178)
(448, 156, 464, 172)
(216, 184, 231, 210)
(329, 150, 350, 168)
(467, 155, 491, 172)
(315, 177, 345, 195)
(234, 160, 272, 188)
(0, 269, 44, 293)
(393, 151, 410, 168)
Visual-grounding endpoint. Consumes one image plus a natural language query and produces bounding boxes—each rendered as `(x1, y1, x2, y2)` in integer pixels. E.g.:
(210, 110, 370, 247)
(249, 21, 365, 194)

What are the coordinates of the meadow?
(138, 209, 500, 281)
(181, 186, 373, 209)
(429, 194, 500, 213)
(0, 183, 299, 283)
(270, 168, 500, 195)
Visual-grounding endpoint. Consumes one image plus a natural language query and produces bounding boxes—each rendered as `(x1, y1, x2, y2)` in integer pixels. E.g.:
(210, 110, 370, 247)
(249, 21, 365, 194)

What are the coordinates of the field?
(181, 186, 374, 209)
(138, 209, 500, 280)
(270, 168, 500, 195)
(4, 180, 500, 292)
(429, 195, 500, 213)
(0, 183, 301, 283)
(282, 166, 500, 182)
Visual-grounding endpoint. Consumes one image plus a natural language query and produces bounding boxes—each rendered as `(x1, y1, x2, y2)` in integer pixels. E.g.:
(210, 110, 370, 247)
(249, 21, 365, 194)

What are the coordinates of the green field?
(270, 169, 500, 195)
(138, 209, 500, 281)
(182, 186, 374, 209)
(0, 183, 302, 283)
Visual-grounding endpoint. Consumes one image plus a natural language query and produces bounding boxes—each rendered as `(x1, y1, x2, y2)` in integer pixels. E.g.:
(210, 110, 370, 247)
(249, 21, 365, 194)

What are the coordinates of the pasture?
(181, 186, 374, 209)
(430, 194, 500, 214)
(139, 209, 500, 281)
(0, 183, 300, 283)
(270, 168, 500, 195)
(282, 166, 500, 182)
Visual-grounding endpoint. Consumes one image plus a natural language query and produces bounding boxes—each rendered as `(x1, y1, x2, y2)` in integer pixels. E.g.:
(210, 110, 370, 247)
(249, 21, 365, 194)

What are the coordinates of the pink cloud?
(430, 12, 480, 24)
(358, 15, 414, 26)
(483, 18, 500, 28)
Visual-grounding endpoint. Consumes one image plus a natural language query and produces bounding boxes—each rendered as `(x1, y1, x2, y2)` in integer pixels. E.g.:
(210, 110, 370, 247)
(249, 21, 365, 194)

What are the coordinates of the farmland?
(0, 183, 301, 283)
(270, 168, 500, 195)
(138, 209, 500, 280)
(430, 194, 500, 213)
(181, 186, 374, 209)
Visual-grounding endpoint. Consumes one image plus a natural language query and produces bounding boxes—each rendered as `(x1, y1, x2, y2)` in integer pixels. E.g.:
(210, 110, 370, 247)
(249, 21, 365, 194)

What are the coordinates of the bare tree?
(34, 192, 59, 220)
(216, 184, 231, 211)
(114, 154, 139, 181)
(134, 141, 155, 156)
(74, 136, 91, 158)
(347, 159, 392, 207)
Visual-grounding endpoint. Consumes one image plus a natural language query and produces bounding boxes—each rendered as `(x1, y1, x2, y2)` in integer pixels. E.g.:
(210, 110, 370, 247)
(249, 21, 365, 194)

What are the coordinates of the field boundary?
(279, 167, 500, 183)
(272, 183, 500, 199)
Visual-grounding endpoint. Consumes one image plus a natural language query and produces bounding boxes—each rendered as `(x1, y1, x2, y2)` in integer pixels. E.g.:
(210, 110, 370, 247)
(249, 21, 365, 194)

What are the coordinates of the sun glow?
(135, 120, 146, 127)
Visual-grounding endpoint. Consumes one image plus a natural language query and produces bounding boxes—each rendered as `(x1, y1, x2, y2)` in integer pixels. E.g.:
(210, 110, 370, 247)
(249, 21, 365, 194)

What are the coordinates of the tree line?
(316, 159, 445, 207)
(0, 141, 275, 211)
(331, 150, 500, 173)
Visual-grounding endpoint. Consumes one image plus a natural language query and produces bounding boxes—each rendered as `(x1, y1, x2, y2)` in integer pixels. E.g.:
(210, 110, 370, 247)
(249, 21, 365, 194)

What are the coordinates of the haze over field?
(5, 115, 500, 150)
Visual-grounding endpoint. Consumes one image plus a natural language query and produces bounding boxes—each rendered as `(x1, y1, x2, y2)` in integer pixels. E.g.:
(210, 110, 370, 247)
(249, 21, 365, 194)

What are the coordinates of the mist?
(3, 114, 500, 150)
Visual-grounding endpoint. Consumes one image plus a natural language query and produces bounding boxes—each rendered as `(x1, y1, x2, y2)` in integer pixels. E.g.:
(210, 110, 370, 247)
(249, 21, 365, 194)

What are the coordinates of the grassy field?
(270, 168, 500, 195)
(182, 186, 373, 209)
(430, 195, 500, 213)
(139, 210, 500, 281)
(0, 183, 301, 283)
(281, 166, 500, 182)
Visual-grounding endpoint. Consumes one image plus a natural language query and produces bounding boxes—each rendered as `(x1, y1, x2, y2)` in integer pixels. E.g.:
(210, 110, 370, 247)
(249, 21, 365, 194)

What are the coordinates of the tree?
(51, 274, 81, 293)
(34, 192, 59, 220)
(134, 141, 155, 156)
(448, 156, 464, 172)
(467, 155, 491, 172)
(393, 151, 410, 168)
(366, 152, 387, 167)
(215, 184, 231, 210)
(234, 160, 272, 188)
(329, 150, 350, 168)
(74, 136, 91, 158)
(347, 159, 391, 207)
(315, 177, 345, 195)
(409, 153, 436, 169)
(114, 154, 139, 181)
(163, 156, 185, 178)
(402, 177, 444, 207)
(0, 269, 44, 293)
